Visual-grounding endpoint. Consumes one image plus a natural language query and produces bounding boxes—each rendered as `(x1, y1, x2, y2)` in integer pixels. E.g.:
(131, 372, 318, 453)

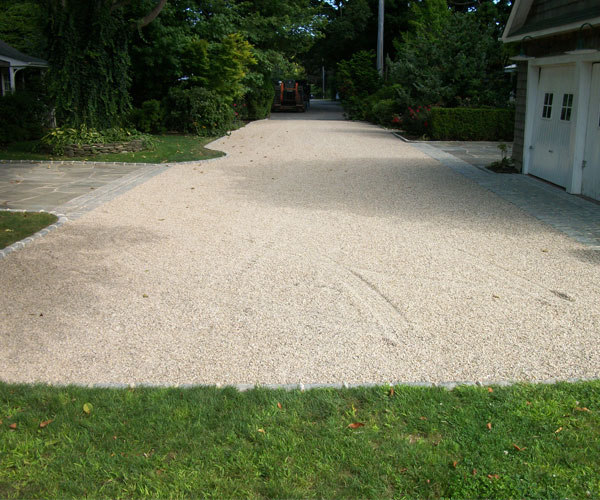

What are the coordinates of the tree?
(41, 0, 169, 128)
(389, 6, 511, 108)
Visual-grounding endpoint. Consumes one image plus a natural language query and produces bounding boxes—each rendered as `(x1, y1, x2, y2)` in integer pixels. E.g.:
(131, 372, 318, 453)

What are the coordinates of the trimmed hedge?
(429, 107, 514, 141)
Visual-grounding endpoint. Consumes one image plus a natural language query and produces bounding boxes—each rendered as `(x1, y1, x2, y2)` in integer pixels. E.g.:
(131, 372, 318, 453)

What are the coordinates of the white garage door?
(530, 65, 576, 187)
(583, 64, 600, 201)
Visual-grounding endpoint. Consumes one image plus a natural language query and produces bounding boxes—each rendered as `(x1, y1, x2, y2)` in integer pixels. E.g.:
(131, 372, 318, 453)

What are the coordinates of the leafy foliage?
(389, 7, 511, 108)
(164, 87, 236, 136)
(41, 126, 153, 155)
(41, 0, 132, 129)
(0, 0, 46, 56)
(127, 100, 165, 134)
(0, 91, 48, 144)
(337, 50, 382, 119)
(429, 107, 515, 141)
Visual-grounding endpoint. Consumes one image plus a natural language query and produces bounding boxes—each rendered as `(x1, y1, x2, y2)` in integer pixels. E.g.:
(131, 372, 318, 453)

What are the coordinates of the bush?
(242, 77, 274, 121)
(401, 105, 432, 137)
(0, 90, 48, 144)
(428, 107, 514, 140)
(127, 100, 165, 134)
(164, 87, 235, 136)
(41, 125, 153, 155)
(337, 51, 382, 101)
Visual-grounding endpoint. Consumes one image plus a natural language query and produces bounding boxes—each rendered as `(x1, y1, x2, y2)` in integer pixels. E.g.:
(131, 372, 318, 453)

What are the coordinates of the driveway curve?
(1, 101, 599, 386)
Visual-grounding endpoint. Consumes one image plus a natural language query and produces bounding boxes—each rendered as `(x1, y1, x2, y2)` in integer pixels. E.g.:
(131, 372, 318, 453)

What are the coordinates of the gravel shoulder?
(1, 102, 599, 386)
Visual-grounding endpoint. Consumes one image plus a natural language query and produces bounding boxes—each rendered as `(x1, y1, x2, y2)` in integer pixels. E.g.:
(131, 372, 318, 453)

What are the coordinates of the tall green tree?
(41, 0, 168, 128)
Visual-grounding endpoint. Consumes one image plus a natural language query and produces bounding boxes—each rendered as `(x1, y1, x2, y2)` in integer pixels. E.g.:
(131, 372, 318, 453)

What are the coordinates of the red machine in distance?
(272, 79, 310, 112)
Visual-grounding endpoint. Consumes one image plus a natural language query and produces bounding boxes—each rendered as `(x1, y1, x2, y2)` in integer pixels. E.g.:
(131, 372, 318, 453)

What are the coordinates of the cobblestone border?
(0, 209, 68, 260)
(35, 376, 598, 390)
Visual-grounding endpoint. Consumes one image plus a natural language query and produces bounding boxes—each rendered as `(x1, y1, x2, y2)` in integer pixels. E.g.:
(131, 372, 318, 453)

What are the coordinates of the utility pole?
(322, 63, 325, 99)
(377, 0, 384, 76)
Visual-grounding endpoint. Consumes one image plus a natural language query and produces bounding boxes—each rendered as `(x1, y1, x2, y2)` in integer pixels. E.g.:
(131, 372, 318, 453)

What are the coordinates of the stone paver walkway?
(413, 143, 600, 248)
(0, 161, 169, 219)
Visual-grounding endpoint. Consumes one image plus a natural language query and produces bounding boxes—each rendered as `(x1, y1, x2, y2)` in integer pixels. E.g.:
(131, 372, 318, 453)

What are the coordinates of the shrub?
(164, 87, 235, 136)
(0, 90, 48, 144)
(428, 107, 514, 140)
(41, 125, 153, 155)
(402, 105, 432, 137)
(242, 77, 274, 121)
(127, 100, 165, 134)
(337, 51, 382, 100)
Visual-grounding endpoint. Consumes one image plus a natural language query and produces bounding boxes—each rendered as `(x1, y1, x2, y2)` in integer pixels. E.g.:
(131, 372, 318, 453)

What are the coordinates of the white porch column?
(9, 67, 16, 92)
(522, 61, 540, 175)
(567, 60, 593, 194)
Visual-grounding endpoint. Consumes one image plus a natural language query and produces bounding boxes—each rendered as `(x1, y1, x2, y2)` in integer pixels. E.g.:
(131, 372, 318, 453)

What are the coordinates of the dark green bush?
(242, 77, 274, 121)
(127, 100, 165, 134)
(164, 87, 235, 136)
(429, 107, 514, 140)
(0, 90, 48, 144)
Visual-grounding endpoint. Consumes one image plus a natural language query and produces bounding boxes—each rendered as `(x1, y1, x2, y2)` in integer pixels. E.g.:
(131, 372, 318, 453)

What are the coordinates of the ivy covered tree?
(41, 0, 168, 128)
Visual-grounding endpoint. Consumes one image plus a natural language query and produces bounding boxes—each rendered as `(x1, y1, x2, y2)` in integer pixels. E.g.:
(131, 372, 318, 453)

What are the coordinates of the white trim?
(503, 17, 600, 43)
(502, 0, 535, 43)
(523, 62, 539, 175)
(569, 61, 594, 194)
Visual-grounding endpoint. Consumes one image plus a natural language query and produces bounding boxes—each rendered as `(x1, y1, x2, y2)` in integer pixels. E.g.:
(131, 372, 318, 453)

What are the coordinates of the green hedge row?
(429, 107, 514, 141)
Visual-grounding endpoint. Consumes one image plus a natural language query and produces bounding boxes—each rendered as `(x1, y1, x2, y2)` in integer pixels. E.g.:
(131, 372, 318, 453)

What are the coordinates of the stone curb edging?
(35, 376, 597, 391)
(0, 209, 67, 260)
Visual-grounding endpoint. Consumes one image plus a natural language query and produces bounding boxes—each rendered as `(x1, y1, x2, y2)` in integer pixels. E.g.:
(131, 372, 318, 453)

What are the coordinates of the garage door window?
(542, 93, 553, 119)
(560, 93, 574, 121)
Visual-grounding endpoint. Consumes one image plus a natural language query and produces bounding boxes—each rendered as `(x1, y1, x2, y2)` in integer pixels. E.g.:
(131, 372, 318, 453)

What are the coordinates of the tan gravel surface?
(1, 102, 599, 386)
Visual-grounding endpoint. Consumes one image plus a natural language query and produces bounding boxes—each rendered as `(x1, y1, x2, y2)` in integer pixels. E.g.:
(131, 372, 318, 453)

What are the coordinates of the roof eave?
(503, 17, 600, 43)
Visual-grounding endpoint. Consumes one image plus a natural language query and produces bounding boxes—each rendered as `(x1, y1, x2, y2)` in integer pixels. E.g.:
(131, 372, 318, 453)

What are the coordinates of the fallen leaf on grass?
(488, 387, 493, 393)
(9, 423, 17, 430)
(348, 422, 365, 429)
(258, 428, 265, 434)
(574, 407, 590, 412)
(389, 387, 395, 397)
(83, 403, 93, 415)
(277, 402, 282, 410)
(487, 474, 500, 480)
(39, 419, 53, 428)
(487, 422, 492, 430)
(555, 426, 563, 434)
(419, 416, 427, 421)
(472, 469, 477, 476)
(452, 461, 458, 468)
(513, 443, 526, 452)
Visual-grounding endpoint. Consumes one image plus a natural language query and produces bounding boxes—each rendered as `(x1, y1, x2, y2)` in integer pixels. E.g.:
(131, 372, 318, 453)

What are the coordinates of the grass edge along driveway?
(1, 381, 598, 498)
(0, 134, 224, 164)
(0, 211, 58, 249)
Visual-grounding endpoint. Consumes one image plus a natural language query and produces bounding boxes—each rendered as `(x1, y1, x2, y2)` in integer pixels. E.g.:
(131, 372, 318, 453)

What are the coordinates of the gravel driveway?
(1, 101, 599, 386)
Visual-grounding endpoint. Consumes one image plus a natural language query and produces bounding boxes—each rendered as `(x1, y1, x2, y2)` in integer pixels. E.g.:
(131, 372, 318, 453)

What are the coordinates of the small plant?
(488, 143, 518, 173)
(41, 126, 154, 155)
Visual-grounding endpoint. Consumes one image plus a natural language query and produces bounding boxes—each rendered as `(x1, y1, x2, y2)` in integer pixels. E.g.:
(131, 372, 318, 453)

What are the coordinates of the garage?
(530, 65, 576, 188)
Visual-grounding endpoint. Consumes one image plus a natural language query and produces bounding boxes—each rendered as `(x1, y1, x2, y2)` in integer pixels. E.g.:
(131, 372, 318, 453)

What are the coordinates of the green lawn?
(0, 211, 58, 249)
(1, 381, 598, 499)
(0, 135, 224, 163)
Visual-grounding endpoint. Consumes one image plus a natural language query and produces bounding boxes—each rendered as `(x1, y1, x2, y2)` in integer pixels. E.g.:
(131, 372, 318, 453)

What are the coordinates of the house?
(502, 0, 600, 202)
(0, 39, 48, 97)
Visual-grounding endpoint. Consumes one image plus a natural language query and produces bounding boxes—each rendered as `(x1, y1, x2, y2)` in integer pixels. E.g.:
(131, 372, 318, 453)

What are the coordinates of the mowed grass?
(0, 211, 58, 249)
(0, 135, 224, 163)
(1, 382, 599, 499)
